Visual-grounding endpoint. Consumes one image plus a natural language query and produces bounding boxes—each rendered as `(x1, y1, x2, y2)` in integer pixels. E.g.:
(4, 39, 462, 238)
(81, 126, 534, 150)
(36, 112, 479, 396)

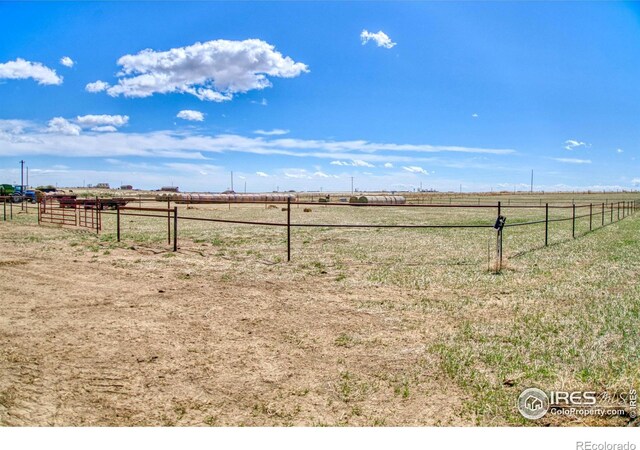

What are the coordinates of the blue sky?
(0, 1, 639, 192)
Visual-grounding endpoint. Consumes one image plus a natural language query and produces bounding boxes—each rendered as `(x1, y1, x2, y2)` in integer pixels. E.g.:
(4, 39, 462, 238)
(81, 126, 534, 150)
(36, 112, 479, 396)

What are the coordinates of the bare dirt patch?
(0, 223, 464, 426)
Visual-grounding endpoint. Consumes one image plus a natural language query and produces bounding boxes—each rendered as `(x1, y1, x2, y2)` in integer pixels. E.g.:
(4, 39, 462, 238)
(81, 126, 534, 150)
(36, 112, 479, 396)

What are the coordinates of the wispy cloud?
(254, 128, 289, 136)
(330, 159, 374, 168)
(0, 118, 516, 164)
(283, 168, 338, 179)
(360, 30, 396, 49)
(564, 139, 588, 151)
(402, 166, 429, 175)
(552, 157, 592, 164)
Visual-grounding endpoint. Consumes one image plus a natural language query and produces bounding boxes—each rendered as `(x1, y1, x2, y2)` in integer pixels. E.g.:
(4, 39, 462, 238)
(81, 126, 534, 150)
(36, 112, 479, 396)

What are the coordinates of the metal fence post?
(589, 203, 592, 231)
(545, 203, 549, 246)
(3, 198, 5, 221)
(173, 206, 178, 252)
(601, 202, 604, 227)
(116, 205, 121, 242)
(497, 201, 501, 217)
(572, 204, 576, 238)
(95, 198, 100, 233)
(618, 202, 620, 221)
(287, 197, 291, 262)
(167, 200, 171, 245)
(10, 201, 13, 220)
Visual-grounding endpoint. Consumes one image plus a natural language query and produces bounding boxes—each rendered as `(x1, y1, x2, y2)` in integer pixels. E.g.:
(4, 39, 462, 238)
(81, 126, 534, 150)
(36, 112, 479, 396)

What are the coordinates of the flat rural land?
(1, 192, 638, 426)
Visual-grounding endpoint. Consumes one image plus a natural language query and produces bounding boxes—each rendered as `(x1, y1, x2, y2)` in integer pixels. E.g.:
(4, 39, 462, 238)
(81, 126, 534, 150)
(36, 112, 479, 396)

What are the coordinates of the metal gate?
(38, 197, 101, 231)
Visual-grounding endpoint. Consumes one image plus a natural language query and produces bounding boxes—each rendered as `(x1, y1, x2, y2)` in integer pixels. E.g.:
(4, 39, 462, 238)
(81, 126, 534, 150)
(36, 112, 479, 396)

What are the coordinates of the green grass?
(3, 193, 639, 425)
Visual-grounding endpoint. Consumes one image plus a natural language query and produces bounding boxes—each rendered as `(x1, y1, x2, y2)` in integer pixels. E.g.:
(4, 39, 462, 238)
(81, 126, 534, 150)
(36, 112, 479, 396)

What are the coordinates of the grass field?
(0, 192, 638, 426)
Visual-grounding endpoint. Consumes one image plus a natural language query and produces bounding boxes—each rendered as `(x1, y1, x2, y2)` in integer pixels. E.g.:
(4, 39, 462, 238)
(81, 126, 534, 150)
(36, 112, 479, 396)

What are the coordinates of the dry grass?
(0, 193, 638, 426)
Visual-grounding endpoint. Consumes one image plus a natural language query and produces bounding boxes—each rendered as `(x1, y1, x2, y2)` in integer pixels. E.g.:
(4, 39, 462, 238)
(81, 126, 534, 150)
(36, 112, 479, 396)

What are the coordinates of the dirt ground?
(1, 199, 638, 427)
(0, 222, 464, 426)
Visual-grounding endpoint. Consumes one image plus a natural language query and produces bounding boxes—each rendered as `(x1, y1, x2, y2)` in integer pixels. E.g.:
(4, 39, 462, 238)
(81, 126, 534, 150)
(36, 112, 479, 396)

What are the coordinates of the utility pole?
(530, 169, 534, 193)
(230, 171, 234, 192)
(19, 160, 25, 193)
(351, 176, 354, 195)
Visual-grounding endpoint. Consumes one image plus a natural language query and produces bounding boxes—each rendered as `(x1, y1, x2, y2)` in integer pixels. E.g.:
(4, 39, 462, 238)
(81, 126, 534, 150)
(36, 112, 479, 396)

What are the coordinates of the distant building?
(160, 186, 179, 192)
(120, 185, 133, 190)
(96, 183, 110, 189)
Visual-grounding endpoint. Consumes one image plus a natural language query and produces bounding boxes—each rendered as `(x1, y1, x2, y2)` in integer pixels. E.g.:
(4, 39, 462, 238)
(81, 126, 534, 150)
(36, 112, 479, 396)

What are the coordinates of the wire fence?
(88, 197, 639, 270)
(2, 195, 634, 270)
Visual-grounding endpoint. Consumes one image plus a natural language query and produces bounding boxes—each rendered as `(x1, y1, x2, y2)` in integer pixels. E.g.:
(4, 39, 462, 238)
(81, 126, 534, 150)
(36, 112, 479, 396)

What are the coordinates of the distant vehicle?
(12, 186, 37, 203)
(160, 186, 179, 192)
(36, 185, 57, 193)
(0, 184, 28, 203)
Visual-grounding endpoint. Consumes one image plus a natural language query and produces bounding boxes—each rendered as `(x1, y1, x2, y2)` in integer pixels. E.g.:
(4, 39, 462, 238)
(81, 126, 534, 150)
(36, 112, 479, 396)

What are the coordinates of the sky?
(0, 1, 639, 193)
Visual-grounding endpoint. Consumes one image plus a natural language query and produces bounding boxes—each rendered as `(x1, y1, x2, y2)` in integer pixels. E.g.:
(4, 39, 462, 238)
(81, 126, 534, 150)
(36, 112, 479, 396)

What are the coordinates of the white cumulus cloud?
(85, 80, 110, 93)
(47, 117, 81, 136)
(0, 58, 63, 85)
(177, 110, 205, 122)
(383, 162, 394, 168)
(360, 30, 397, 49)
(256, 171, 269, 177)
(76, 114, 129, 128)
(88, 39, 308, 102)
(60, 56, 75, 68)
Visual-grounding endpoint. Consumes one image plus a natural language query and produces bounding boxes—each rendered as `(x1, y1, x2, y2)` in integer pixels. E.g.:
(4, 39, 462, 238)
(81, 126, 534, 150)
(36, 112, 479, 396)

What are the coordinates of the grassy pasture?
(1, 192, 638, 426)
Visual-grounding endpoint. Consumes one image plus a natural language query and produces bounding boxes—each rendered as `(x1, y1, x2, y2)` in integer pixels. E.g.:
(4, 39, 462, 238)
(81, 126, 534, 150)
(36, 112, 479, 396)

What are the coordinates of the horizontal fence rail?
(28, 196, 639, 267)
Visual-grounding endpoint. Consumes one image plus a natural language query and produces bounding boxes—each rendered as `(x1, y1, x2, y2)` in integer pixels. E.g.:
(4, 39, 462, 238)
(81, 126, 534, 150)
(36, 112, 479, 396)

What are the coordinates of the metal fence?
(37, 196, 101, 231)
(64, 197, 638, 271)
